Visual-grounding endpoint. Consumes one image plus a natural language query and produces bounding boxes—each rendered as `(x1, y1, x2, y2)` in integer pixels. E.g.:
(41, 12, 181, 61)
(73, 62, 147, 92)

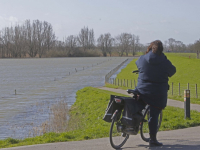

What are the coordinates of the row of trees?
(0, 19, 200, 58)
(97, 33, 140, 57)
(0, 20, 142, 58)
(55, 27, 96, 57)
(164, 38, 187, 52)
(163, 38, 200, 58)
(51, 27, 141, 57)
(0, 20, 56, 58)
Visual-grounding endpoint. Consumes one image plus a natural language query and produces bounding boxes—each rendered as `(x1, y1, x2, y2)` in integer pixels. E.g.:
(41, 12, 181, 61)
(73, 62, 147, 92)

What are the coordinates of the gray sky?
(0, 0, 199, 45)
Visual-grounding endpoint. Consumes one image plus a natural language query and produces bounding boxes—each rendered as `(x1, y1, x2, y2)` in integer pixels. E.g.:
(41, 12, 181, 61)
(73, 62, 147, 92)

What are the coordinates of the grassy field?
(106, 53, 200, 103)
(1, 87, 200, 148)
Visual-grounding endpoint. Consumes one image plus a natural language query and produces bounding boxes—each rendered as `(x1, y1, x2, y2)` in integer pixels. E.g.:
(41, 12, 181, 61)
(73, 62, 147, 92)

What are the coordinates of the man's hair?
(145, 40, 163, 55)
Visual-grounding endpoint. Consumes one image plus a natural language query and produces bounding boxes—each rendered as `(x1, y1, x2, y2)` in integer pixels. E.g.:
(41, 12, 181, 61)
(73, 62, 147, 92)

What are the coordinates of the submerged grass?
(1, 87, 200, 148)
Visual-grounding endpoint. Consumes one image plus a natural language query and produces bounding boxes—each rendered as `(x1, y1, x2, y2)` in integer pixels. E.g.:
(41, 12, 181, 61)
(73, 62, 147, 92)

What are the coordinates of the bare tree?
(25, 20, 38, 57)
(64, 35, 77, 56)
(175, 41, 185, 52)
(12, 25, 25, 58)
(0, 31, 5, 58)
(88, 29, 95, 49)
(168, 38, 176, 52)
(97, 33, 114, 57)
(187, 43, 195, 53)
(3, 27, 13, 57)
(163, 40, 168, 52)
(78, 27, 87, 52)
(44, 23, 56, 52)
(105, 33, 114, 57)
(194, 40, 200, 59)
(115, 33, 132, 56)
(134, 36, 140, 53)
(55, 40, 65, 52)
(34, 20, 44, 58)
(97, 34, 106, 56)
(78, 27, 95, 52)
(130, 34, 140, 56)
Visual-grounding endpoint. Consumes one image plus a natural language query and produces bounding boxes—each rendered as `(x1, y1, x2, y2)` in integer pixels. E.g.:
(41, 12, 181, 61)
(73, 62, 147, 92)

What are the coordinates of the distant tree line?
(0, 19, 199, 58)
(0, 20, 142, 58)
(163, 38, 200, 58)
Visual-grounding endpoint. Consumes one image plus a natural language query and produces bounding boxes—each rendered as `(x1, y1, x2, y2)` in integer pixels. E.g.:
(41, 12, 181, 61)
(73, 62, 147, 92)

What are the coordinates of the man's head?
(146, 40, 163, 55)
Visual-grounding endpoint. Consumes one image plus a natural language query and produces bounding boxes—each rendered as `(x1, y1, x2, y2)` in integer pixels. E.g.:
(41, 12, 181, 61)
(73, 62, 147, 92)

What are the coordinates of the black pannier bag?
(121, 97, 145, 127)
(103, 95, 123, 122)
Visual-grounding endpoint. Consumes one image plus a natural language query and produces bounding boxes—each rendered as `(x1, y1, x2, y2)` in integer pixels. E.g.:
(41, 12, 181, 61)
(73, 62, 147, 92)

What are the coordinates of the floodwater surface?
(0, 57, 133, 139)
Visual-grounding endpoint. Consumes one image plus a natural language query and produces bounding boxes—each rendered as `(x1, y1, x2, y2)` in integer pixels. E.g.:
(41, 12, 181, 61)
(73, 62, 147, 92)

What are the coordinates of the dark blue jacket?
(135, 51, 176, 109)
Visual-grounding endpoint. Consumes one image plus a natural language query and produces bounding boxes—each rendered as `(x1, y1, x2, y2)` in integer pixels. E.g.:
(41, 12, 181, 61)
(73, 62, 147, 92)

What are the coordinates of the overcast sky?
(0, 0, 199, 45)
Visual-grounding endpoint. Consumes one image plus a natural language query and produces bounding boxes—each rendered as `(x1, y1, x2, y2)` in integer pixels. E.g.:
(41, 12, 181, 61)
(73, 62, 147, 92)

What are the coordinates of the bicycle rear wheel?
(140, 106, 162, 142)
(109, 111, 129, 149)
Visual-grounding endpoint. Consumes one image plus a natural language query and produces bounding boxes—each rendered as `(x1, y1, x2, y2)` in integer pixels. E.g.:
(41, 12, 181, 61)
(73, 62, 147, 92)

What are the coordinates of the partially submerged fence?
(107, 78, 199, 99)
(105, 59, 129, 83)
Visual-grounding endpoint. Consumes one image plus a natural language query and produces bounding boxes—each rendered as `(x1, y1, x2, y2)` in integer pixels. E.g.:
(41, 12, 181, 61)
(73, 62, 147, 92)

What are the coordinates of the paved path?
(2, 87, 200, 150)
(2, 126, 200, 150)
(98, 87, 200, 112)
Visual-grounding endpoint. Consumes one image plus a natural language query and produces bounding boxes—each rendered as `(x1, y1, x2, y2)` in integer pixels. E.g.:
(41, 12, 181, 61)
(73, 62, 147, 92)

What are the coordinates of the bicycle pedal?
(143, 119, 147, 122)
(121, 133, 127, 137)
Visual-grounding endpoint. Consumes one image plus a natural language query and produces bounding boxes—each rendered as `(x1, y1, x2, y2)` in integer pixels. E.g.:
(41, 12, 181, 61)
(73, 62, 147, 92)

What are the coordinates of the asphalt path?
(98, 87, 200, 112)
(2, 87, 200, 150)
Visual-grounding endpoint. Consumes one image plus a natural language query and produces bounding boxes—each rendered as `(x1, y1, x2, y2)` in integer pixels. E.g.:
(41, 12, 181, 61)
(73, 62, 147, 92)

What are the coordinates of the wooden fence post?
(134, 80, 136, 88)
(131, 80, 132, 88)
(196, 84, 198, 98)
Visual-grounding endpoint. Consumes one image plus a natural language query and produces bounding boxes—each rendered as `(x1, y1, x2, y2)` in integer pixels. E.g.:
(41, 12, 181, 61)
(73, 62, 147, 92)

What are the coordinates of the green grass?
(165, 53, 200, 84)
(165, 52, 197, 59)
(1, 86, 200, 148)
(106, 53, 200, 102)
(160, 106, 200, 131)
(57, 86, 200, 133)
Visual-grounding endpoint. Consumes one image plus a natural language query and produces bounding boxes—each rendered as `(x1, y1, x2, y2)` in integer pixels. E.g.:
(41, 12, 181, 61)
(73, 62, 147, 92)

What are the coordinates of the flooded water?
(0, 57, 133, 139)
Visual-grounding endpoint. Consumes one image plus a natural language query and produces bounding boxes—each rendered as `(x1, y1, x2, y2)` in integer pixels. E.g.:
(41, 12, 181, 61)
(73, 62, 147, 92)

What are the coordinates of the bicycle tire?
(109, 111, 129, 149)
(140, 106, 162, 142)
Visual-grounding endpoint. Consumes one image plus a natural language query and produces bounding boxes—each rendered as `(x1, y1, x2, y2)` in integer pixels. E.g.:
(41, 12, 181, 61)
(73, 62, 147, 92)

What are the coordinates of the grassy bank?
(108, 52, 200, 84)
(106, 53, 200, 103)
(1, 87, 200, 148)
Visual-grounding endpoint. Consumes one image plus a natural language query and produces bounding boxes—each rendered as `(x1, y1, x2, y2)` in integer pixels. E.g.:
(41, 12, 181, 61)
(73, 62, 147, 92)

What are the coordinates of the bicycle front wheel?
(140, 106, 162, 142)
(109, 112, 129, 149)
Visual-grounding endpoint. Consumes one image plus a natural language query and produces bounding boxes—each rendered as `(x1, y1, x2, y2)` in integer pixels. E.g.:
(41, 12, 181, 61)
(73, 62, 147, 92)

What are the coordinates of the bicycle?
(109, 70, 163, 149)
